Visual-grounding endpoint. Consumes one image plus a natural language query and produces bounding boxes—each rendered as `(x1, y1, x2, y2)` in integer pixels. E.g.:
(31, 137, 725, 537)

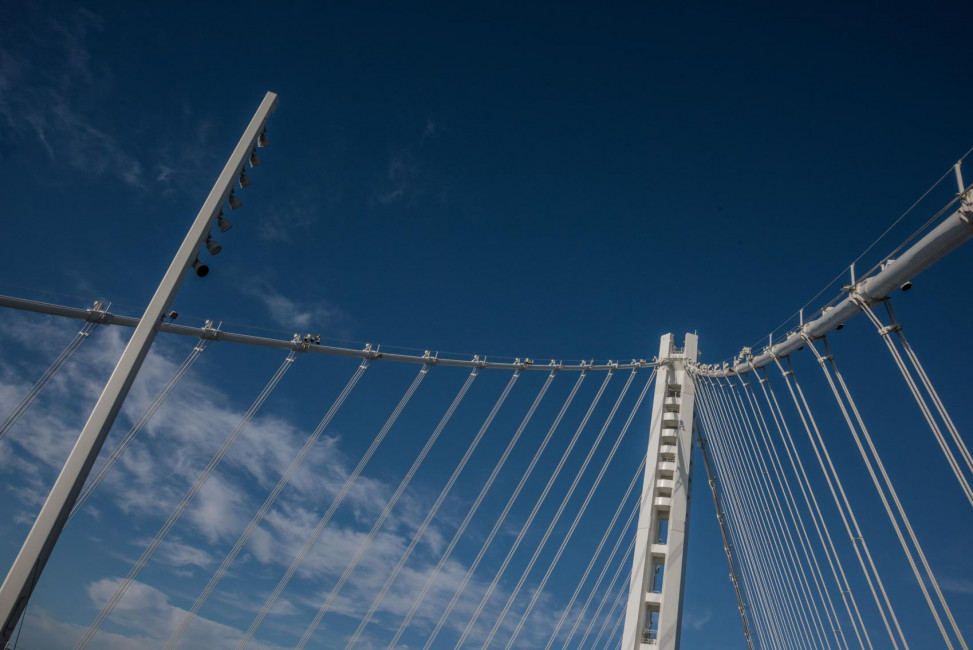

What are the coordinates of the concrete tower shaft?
(622, 333, 699, 649)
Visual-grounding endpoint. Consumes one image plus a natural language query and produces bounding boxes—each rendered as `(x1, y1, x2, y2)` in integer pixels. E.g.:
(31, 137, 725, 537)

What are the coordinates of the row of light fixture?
(192, 128, 269, 277)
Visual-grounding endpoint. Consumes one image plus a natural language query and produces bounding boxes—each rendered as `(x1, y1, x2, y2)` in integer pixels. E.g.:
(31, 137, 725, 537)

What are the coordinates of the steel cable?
(585, 533, 645, 650)
(546, 371, 657, 650)
(295, 370, 517, 649)
(384, 370, 557, 649)
(697, 378, 787, 648)
(810, 337, 967, 649)
(757, 367, 873, 650)
(700, 378, 787, 647)
(775, 356, 908, 650)
(343, 369, 527, 648)
(70, 338, 210, 522)
(861, 302, 973, 510)
(503, 368, 644, 648)
(736, 373, 849, 650)
(883, 301, 973, 488)
(552, 455, 646, 650)
(473, 370, 615, 649)
(722, 376, 829, 650)
(75, 351, 298, 649)
(236, 364, 454, 649)
(419, 371, 588, 650)
(164, 358, 372, 648)
(707, 378, 802, 648)
(1, 321, 98, 444)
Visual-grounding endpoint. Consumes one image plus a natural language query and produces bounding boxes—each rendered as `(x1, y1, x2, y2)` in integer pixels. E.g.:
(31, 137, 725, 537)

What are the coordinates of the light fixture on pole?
(249, 151, 261, 167)
(257, 130, 269, 148)
(228, 192, 242, 210)
(205, 237, 222, 255)
(217, 212, 233, 233)
(239, 170, 252, 188)
(0, 91, 279, 648)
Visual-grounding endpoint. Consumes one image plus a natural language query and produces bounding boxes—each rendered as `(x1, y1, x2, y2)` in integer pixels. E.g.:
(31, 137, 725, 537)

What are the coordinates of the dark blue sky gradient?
(1, 1, 972, 648)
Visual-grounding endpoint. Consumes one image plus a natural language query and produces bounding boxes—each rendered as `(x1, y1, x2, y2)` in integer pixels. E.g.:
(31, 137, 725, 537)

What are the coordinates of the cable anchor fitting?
(86, 300, 111, 324)
(200, 319, 221, 341)
(878, 323, 901, 337)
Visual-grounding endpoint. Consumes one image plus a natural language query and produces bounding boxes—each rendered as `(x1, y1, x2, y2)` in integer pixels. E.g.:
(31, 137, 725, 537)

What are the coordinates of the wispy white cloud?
(377, 149, 420, 205)
(78, 578, 285, 650)
(0, 7, 146, 188)
(941, 577, 973, 595)
(255, 199, 315, 244)
(0, 309, 587, 649)
(373, 118, 440, 206)
(683, 607, 713, 630)
(150, 115, 218, 196)
(241, 279, 349, 332)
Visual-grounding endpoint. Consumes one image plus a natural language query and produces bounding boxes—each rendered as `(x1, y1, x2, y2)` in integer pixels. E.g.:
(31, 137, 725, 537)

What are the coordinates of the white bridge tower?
(622, 333, 699, 649)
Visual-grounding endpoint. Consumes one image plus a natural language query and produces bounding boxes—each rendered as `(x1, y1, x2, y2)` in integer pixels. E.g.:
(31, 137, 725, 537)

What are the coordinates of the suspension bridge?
(0, 92, 971, 649)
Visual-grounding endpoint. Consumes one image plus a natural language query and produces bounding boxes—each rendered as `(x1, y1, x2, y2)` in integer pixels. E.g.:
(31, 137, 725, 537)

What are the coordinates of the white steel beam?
(0, 294, 657, 373)
(0, 92, 279, 645)
(701, 190, 973, 377)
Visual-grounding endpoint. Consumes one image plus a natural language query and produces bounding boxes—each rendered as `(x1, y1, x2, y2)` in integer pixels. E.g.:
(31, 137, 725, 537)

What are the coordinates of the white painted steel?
(693, 417, 754, 649)
(0, 294, 655, 373)
(622, 333, 698, 650)
(0, 92, 279, 646)
(699, 195, 973, 378)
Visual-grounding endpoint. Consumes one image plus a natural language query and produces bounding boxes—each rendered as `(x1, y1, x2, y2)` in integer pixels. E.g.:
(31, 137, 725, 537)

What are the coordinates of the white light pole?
(0, 91, 279, 646)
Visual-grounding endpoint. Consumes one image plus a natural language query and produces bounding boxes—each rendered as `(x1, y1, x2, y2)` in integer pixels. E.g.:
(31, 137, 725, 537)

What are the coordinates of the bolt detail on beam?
(623, 333, 699, 649)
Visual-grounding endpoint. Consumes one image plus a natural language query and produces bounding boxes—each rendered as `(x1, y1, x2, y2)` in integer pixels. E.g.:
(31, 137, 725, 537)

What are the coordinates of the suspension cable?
(343, 368, 532, 648)
(723, 376, 830, 650)
(474, 370, 615, 650)
(164, 358, 372, 648)
(69, 338, 211, 522)
(809, 336, 967, 649)
(384, 369, 558, 649)
(425, 370, 588, 650)
(716, 377, 815, 650)
(295, 370, 520, 649)
(75, 351, 299, 649)
(706, 375, 796, 648)
(697, 377, 789, 648)
(551, 454, 646, 649)
(580, 529, 640, 649)
(859, 301, 973, 510)
(689, 403, 755, 650)
(883, 300, 973, 491)
(237, 364, 465, 649)
(758, 365, 872, 650)
(0, 321, 98, 444)
(700, 378, 787, 647)
(605, 587, 633, 647)
(737, 371, 849, 650)
(587, 536, 645, 650)
(502, 369, 640, 648)
(774, 356, 908, 650)
(544, 370, 656, 649)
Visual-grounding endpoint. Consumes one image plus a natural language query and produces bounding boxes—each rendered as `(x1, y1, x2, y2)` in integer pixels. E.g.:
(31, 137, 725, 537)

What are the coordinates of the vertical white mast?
(623, 333, 699, 649)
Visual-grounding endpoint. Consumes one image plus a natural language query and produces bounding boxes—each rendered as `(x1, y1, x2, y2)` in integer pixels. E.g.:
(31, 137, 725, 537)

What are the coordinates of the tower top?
(658, 332, 699, 362)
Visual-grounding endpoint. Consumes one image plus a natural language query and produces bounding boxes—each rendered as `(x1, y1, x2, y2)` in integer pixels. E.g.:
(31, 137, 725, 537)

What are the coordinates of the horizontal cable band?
(0, 294, 656, 373)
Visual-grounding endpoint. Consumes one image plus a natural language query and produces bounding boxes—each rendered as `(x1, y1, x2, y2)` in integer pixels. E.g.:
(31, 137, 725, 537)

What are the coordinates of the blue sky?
(1, 1, 973, 648)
